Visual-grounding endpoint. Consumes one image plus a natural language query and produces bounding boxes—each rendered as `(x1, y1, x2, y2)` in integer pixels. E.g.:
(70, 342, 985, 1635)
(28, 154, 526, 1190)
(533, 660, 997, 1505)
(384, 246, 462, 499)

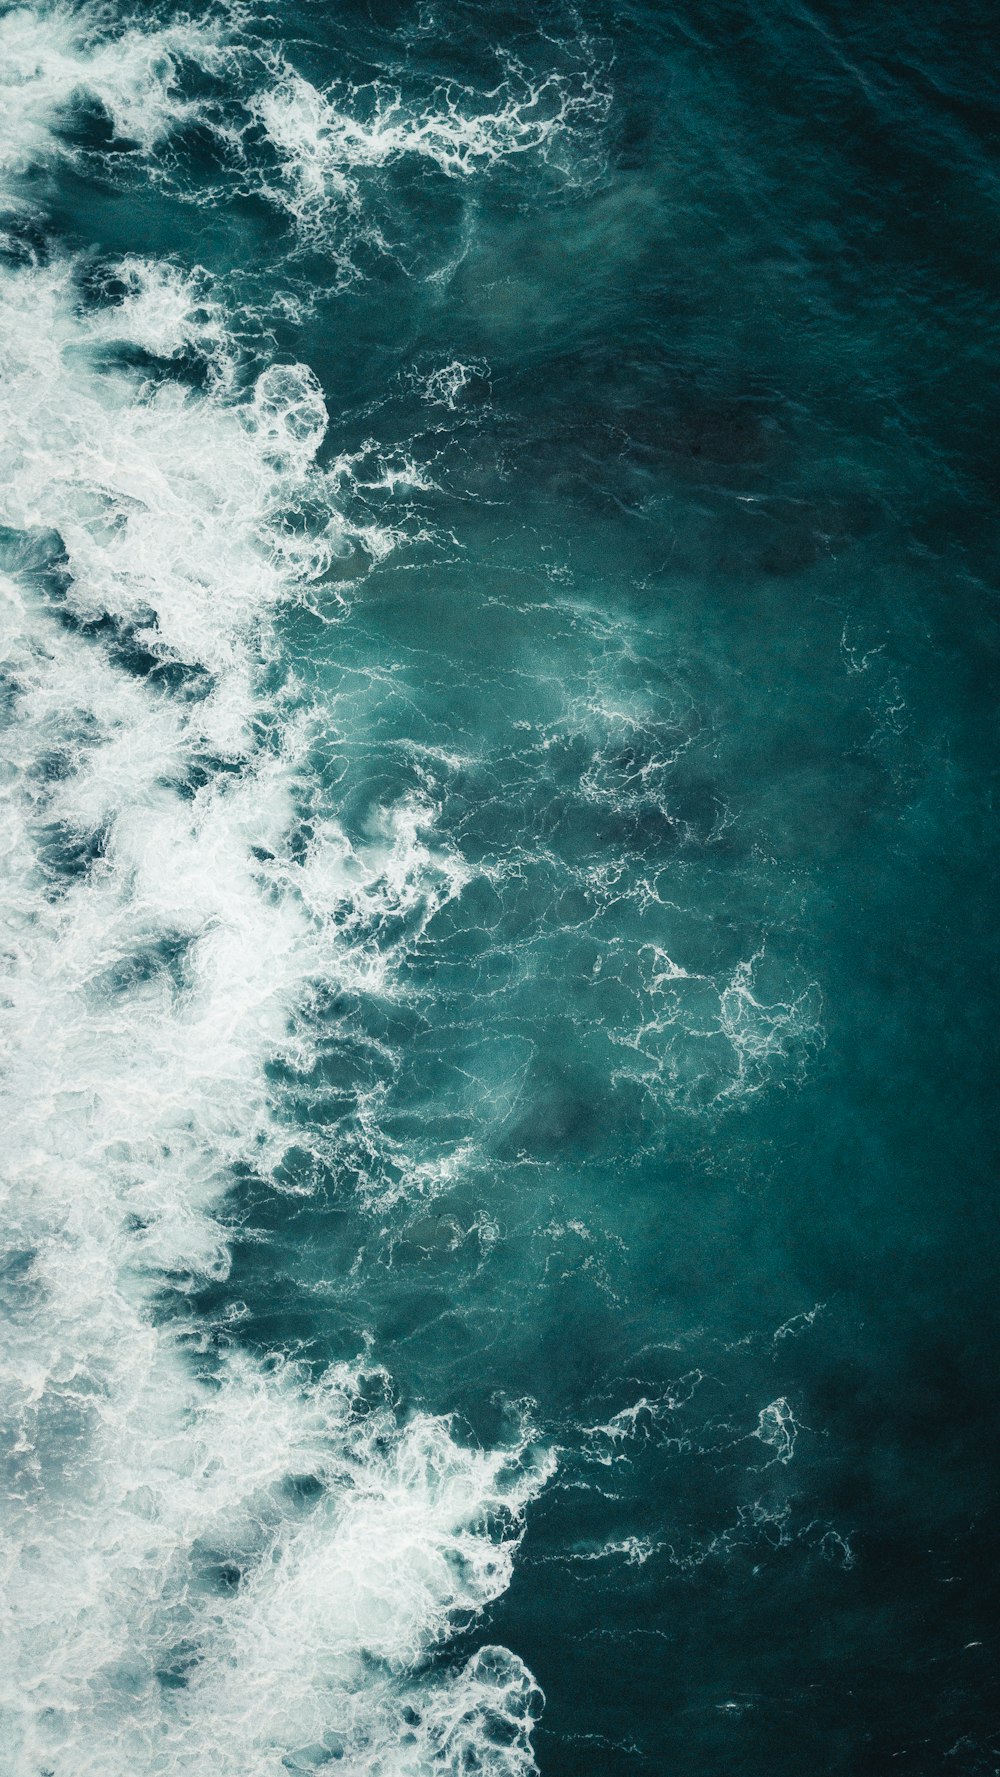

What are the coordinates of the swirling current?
(1, 2, 998, 1773)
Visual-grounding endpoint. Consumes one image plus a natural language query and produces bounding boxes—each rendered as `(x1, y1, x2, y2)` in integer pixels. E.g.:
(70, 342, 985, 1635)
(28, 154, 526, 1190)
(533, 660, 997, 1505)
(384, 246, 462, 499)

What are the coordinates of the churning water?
(1, 2, 998, 1772)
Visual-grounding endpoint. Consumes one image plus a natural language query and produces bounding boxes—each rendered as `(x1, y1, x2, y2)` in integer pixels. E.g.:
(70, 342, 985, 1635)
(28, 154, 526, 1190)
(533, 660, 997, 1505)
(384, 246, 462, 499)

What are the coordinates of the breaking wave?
(0, 6, 564, 1771)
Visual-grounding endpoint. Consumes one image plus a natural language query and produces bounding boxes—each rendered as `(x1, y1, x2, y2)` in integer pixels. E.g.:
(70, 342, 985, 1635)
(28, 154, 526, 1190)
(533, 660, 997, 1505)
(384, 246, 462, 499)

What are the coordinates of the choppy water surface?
(1, 2, 998, 1772)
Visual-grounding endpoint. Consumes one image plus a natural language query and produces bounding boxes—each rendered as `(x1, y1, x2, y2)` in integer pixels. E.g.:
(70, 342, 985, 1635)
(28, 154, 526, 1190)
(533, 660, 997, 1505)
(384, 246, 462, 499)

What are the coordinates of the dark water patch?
(155, 1643, 200, 1692)
(111, 635, 214, 693)
(0, 204, 52, 266)
(93, 932, 193, 998)
(0, 523, 73, 598)
(0, 1247, 43, 1318)
(34, 818, 108, 887)
(49, 92, 131, 157)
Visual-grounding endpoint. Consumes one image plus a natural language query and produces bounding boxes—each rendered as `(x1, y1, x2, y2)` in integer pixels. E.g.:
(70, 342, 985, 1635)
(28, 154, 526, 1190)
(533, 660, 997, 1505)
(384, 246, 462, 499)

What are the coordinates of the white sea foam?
(0, 19, 554, 1769)
(85, 257, 237, 385)
(0, 3, 231, 174)
(248, 58, 609, 277)
(1, 1, 606, 289)
(607, 940, 823, 1112)
(253, 60, 603, 204)
(752, 1397, 800, 1466)
(408, 357, 492, 410)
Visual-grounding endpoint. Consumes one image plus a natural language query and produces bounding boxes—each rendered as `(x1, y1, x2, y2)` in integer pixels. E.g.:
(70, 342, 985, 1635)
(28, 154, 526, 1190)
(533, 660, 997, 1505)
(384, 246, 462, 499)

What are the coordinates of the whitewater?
(8, 0, 979, 1770)
(0, 6, 576, 1771)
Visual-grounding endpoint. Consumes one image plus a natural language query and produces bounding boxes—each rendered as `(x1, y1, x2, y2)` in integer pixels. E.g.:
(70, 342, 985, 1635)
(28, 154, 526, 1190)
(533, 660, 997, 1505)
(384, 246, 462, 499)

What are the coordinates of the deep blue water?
(1, 1, 998, 1773)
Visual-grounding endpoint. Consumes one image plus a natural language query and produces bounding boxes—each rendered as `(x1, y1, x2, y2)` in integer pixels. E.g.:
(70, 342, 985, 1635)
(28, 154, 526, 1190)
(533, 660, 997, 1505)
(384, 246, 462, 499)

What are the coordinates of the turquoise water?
(1, 2, 998, 1772)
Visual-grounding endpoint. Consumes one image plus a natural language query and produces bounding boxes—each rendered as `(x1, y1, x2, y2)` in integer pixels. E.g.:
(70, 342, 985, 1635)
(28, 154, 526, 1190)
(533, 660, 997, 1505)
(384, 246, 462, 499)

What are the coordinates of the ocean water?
(0, 1, 998, 1772)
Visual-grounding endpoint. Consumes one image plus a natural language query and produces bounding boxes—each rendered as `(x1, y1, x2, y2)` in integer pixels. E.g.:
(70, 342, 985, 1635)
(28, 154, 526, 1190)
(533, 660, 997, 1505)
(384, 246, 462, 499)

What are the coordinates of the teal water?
(1, 2, 998, 1773)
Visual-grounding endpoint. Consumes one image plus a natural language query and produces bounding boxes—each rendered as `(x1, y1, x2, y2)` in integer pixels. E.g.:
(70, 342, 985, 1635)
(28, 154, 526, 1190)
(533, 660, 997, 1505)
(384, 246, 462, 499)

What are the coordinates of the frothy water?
(3, 1, 997, 1773)
(0, 11, 558, 1769)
